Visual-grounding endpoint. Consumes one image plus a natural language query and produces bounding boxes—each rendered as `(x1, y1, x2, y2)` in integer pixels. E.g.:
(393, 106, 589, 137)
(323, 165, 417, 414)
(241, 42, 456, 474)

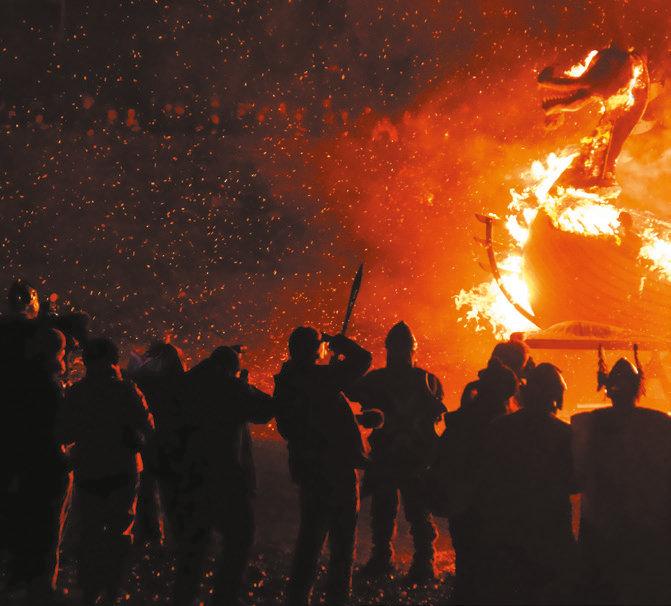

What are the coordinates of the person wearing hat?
(353, 321, 445, 584)
(578, 349, 671, 604)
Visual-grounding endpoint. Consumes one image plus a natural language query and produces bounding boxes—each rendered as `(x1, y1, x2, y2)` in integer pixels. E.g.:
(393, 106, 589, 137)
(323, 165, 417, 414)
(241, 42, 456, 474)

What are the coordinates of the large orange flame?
(456, 149, 671, 338)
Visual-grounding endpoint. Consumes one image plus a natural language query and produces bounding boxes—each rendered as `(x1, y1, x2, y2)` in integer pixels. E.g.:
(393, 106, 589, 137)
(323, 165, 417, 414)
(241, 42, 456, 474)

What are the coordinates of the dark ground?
(3, 437, 455, 605)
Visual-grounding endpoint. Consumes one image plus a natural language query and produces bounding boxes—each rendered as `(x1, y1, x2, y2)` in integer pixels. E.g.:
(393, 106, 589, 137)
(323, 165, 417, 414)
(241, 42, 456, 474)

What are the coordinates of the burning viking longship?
(461, 44, 671, 346)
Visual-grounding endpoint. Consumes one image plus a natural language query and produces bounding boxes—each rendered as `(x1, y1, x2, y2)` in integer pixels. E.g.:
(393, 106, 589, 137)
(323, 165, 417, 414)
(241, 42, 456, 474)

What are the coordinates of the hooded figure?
(576, 348, 671, 605)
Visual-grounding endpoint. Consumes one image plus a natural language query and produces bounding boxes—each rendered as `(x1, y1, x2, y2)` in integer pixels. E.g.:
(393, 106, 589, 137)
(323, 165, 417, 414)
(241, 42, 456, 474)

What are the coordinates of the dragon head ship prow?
(537, 44, 649, 191)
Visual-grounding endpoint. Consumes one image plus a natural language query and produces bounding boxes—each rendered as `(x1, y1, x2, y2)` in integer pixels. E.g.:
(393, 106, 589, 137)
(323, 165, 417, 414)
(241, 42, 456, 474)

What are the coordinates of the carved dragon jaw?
(540, 85, 592, 115)
(537, 46, 635, 117)
(537, 64, 598, 115)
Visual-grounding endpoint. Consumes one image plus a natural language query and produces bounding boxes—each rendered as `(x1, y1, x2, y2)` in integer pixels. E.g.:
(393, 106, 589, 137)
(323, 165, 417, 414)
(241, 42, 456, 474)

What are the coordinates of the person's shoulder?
(634, 406, 671, 420)
(631, 407, 671, 432)
(180, 360, 213, 387)
(360, 368, 388, 383)
(366, 367, 387, 378)
(545, 413, 572, 440)
(590, 406, 670, 422)
(414, 366, 443, 387)
(186, 359, 210, 377)
(590, 407, 613, 421)
(543, 410, 570, 427)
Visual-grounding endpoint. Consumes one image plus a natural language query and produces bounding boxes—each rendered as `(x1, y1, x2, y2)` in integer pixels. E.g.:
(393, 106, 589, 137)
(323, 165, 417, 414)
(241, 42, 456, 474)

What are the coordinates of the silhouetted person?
(0, 280, 43, 396)
(575, 351, 671, 604)
(463, 339, 531, 410)
(1, 280, 43, 569)
(0, 280, 69, 601)
(0, 279, 87, 403)
(56, 338, 154, 606)
(171, 345, 273, 606)
(274, 328, 372, 606)
(129, 342, 186, 543)
(354, 321, 445, 583)
(3, 327, 68, 603)
(442, 352, 518, 604)
(477, 363, 577, 604)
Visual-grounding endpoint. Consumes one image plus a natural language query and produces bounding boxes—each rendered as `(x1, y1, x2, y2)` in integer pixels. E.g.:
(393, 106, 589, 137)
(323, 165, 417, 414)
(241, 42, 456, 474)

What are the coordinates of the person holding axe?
(274, 264, 382, 606)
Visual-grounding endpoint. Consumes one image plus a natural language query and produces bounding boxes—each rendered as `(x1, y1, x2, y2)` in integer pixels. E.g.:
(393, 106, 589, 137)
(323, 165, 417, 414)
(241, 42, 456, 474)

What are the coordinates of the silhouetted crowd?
(2, 278, 671, 606)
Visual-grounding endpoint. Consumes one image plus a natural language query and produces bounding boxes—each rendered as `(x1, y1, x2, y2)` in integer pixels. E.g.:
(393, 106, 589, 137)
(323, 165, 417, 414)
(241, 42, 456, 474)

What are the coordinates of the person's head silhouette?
(605, 357, 643, 408)
(521, 363, 566, 413)
(288, 326, 323, 365)
(83, 338, 120, 375)
(385, 321, 417, 367)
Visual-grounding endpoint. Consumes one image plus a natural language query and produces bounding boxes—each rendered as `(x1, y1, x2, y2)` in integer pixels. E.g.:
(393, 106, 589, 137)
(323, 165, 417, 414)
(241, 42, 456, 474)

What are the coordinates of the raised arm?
(327, 334, 372, 391)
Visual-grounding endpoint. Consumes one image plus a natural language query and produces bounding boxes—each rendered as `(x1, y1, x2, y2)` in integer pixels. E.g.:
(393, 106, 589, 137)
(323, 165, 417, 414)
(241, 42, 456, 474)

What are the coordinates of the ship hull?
(523, 211, 671, 339)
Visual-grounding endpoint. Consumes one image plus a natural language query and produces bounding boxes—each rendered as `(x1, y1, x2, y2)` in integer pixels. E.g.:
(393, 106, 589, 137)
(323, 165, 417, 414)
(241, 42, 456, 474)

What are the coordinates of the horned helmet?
(597, 345, 644, 406)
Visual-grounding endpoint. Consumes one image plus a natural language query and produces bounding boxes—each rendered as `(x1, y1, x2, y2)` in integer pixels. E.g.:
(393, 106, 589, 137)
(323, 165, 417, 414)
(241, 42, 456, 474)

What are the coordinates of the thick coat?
(274, 337, 372, 487)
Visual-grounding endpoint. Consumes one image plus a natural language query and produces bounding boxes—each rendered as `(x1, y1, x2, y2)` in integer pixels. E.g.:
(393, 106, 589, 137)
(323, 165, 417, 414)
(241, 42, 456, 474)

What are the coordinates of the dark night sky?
(2, 0, 671, 396)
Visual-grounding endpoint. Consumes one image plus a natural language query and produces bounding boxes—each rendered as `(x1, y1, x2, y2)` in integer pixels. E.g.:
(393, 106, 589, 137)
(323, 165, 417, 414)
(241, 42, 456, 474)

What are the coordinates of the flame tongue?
(563, 50, 599, 78)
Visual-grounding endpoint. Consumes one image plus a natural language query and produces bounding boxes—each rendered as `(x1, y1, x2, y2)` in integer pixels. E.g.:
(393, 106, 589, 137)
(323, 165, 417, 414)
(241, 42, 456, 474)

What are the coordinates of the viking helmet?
(605, 357, 643, 404)
(385, 321, 417, 354)
(522, 363, 566, 411)
(598, 345, 644, 405)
